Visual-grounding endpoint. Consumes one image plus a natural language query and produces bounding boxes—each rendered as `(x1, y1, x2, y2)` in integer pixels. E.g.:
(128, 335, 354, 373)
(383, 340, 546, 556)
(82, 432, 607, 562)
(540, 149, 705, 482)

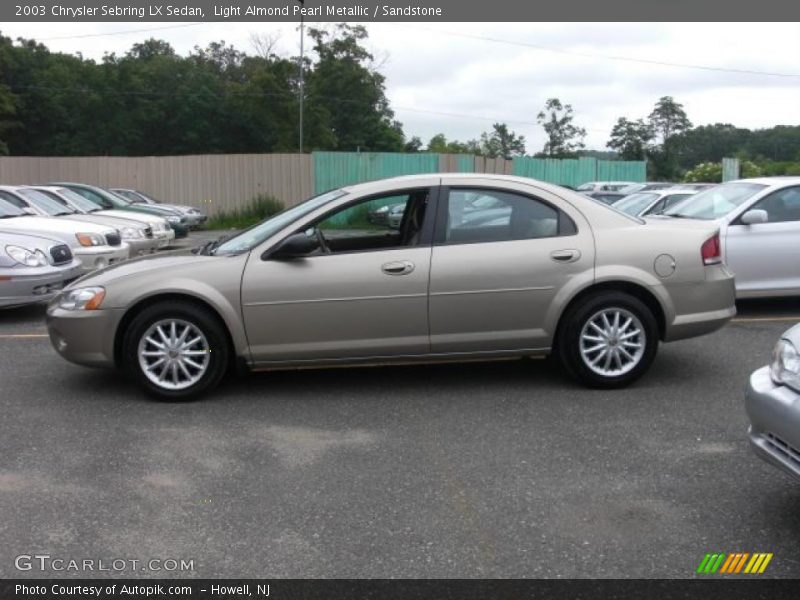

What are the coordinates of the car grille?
(105, 232, 121, 246)
(49, 244, 73, 265)
(143, 226, 153, 238)
(764, 433, 800, 469)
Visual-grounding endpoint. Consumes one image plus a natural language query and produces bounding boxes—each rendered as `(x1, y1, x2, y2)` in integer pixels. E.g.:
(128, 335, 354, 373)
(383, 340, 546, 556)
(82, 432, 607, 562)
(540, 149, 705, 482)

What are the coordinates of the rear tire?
(556, 292, 658, 388)
(122, 301, 230, 400)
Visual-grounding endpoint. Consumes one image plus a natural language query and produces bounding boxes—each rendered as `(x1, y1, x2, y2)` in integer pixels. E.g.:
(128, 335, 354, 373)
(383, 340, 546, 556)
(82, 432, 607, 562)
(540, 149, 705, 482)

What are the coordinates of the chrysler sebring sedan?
(47, 174, 736, 399)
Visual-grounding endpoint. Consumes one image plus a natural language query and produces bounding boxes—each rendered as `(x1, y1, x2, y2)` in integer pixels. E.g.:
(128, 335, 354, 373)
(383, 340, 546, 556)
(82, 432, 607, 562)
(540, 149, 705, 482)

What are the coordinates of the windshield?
(18, 188, 76, 216)
(214, 189, 348, 256)
(48, 188, 102, 213)
(0, 198, 25, 217)
(576, 183, 594, 191)
(613, 192, 659, 216)
(665, 182, 767, 220)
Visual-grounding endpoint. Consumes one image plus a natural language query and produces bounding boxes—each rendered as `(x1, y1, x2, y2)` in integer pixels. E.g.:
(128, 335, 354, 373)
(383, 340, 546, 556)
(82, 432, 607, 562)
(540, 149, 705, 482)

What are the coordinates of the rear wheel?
(557, 292, 658, 388)
(122, 301, 230, 400)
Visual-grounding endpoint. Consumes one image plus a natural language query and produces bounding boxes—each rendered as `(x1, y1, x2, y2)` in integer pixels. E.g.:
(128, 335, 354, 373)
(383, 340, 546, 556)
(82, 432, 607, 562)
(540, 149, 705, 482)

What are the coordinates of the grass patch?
(204, 194, 285, 230)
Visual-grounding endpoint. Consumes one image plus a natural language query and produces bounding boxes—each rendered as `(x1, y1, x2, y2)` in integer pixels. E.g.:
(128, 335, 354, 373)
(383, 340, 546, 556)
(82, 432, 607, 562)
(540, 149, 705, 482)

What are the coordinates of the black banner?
(4, 579, 800, 600)
(3, 0, 799, 22)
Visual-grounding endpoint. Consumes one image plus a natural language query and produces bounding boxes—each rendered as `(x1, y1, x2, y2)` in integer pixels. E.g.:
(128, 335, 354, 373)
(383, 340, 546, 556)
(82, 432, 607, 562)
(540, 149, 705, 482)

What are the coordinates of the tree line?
(1, 26, 799, 182)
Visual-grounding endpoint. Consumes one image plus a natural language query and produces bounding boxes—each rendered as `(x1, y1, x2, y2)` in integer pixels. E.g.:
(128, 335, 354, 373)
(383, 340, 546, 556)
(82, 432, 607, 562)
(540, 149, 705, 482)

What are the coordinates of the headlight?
(770, 338, 800, 391)
(6, 245, 48, 267)
(120, 226, 143, 240)
(167, 216, 181, 224)
(58, 286, 106, 311)
(76, 233, 105, 247)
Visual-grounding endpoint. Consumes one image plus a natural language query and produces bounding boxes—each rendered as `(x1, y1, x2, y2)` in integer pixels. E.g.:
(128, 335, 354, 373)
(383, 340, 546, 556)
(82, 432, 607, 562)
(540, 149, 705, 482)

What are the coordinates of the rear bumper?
(0, 261, 84, 308)
(663, 265, 736, 342)
(745, 366, 800, 481)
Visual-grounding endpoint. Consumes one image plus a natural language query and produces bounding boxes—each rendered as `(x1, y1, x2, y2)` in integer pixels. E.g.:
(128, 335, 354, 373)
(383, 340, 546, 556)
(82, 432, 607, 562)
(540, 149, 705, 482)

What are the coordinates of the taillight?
(701, 233, 721, 265)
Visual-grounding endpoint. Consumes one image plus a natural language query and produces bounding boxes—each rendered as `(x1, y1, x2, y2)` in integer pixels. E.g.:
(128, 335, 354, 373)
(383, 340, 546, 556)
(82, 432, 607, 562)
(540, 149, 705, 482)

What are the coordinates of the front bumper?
(152, 229, 176, 248)
(746, 366, 800, 481)
(73, 244, 130, 274)
(125, 237, 161, 257)
(0, 261, 84, 308)
(169, 222, 190, 238)
(46, 304, 124, 368)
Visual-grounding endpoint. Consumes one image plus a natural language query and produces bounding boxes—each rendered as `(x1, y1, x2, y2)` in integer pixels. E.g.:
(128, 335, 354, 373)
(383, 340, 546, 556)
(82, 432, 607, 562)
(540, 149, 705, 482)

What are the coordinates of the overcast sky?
(2, 22, 799, 153)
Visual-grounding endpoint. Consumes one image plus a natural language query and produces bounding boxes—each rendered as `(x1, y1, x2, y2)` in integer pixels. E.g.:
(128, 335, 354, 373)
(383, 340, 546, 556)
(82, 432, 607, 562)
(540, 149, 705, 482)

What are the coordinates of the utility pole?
(296, 0, 305, 153)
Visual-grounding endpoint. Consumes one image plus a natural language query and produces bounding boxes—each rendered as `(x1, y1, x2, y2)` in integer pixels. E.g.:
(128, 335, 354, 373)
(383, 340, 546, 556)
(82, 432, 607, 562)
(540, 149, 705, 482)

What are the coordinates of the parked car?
(47, 174, 735, 400)
(745, 322, 800, 481)
(3, 186, 162, 258)
(617, 182, 680, 195)
(0, 230, 83, 308)
(589, 192, 627, 205)
(111, 188, 207, 229)
(367, 202, 404, 226)
(612, 188, 699, 218)
(576, 181, 637, 193)
(0, 198, 128, 274)
(387, 204, 405, 229)
(662, 177, 800, 297)
(49, 183, 190, 238)
(32, 186, 175, 250)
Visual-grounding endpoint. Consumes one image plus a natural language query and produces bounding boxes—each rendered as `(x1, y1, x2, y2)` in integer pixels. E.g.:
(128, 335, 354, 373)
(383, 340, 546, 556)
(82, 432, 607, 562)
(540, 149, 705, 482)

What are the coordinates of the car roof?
(735, 176, 800, 186)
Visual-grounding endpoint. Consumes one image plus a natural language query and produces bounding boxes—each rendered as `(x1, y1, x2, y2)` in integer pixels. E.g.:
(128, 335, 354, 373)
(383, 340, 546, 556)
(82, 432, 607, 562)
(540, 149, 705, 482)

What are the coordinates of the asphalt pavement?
(1, 239, 799, 578)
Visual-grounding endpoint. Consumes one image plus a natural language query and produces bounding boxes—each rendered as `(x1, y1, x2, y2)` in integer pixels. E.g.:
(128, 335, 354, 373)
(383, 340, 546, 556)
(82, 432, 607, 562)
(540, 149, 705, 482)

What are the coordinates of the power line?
(35, 23, 207, 41)
(403, 25, 800, 79)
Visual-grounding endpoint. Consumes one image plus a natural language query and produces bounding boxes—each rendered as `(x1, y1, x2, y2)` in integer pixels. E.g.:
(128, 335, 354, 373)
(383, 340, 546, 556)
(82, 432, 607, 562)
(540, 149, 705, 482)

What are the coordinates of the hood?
(96, 210, 167, 228)
(0, 229, 65, 251)
(0, 215, 114, 237)
(70, 251, 223, 288)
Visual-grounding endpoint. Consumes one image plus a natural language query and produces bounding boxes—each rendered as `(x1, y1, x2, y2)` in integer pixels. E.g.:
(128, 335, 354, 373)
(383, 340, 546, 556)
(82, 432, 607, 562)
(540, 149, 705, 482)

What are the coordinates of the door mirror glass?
(740, 209, 768, 225)
(270, 231, 320, 259)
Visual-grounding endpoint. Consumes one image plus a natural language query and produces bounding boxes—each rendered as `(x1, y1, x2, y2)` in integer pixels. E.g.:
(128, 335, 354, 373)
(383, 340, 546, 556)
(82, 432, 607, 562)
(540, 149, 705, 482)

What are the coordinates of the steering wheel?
(315, 228, 331, 254)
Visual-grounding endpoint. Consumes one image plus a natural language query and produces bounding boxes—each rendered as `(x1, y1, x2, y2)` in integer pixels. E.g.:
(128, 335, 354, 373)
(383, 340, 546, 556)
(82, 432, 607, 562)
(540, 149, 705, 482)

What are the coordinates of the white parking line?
(0, 333, 48, 339)
(731, 316, 800, 323)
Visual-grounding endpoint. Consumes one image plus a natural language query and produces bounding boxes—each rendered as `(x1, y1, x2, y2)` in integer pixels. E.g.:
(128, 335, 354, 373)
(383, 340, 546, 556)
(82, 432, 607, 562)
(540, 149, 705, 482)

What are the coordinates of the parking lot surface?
(1, 235, 799, 578)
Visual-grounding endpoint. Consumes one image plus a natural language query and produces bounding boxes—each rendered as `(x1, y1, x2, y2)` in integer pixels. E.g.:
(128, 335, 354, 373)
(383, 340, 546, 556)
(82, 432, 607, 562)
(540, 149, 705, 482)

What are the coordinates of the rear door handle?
(381, 260, 415, 275)
(550, 249, 581, 263)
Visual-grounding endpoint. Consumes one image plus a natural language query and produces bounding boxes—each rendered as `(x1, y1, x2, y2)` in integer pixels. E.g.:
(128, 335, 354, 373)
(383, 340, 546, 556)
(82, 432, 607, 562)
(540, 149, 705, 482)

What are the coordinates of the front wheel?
(557, 292, 659, 388)
(122, 301, 230, 400)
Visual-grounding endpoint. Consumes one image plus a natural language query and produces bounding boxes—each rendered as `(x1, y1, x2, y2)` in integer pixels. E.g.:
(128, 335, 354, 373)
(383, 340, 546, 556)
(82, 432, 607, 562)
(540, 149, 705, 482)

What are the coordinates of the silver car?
(7, 186, 161, 258)
(0, 230, 83, 308)
(664, 177, 800, 297)
(612, 188, 699, 218)
(46, 174, 736, 400)
(746, 323, 800, 481)
(111, 188, 207, 229)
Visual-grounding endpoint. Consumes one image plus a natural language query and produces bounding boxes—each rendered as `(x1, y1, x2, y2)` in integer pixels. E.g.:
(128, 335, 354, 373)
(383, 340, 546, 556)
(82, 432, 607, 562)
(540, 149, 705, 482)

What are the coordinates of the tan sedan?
(46, 174, 736, 399)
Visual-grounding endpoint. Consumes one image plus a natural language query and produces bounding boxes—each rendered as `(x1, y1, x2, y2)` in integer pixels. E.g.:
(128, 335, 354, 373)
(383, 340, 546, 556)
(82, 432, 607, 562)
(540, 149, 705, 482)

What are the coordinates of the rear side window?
(441, 188, 577, 245)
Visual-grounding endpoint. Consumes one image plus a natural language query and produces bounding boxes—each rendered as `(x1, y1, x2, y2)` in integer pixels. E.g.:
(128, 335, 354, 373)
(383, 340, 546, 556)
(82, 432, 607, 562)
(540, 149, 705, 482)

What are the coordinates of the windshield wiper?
(193, 234, 233, 256)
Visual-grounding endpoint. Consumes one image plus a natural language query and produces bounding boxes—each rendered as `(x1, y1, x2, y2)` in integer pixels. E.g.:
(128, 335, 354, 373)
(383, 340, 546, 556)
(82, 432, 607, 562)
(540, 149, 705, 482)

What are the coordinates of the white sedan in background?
(612, 188, 699, 218)
(662, 177, 800, 297)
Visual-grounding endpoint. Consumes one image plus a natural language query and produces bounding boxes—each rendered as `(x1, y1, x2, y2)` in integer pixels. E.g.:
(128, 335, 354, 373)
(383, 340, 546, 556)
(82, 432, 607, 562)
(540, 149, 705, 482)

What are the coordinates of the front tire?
(557, 292, 658, 388)
(122, 301, 230, 400)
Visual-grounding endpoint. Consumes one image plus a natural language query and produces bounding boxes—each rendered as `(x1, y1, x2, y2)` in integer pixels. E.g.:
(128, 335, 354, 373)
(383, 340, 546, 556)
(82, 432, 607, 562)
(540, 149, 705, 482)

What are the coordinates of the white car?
(0, 198, 128, 274)
(33, 186, 175, 248)
(576, 181, 637, 193)
(612, 188, 699, 218)
(662, 177, 800, 297)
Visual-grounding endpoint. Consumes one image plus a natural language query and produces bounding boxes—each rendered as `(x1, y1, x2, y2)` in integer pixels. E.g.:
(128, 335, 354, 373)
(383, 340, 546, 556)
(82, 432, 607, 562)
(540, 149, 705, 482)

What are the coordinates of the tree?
(606, 117, 653, 160)
(536, 98, 586, 157)
(426, 133, 480, 155)
(646, 96, 692, 179)
(479, 123, 525, 159)
(403, 136, 423, 152)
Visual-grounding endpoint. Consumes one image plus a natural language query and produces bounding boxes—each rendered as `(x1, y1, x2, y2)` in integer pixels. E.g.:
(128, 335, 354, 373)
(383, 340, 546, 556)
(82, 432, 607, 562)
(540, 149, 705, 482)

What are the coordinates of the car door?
(428, 181, 594, 354)
(725, 186, 800, 294)
(241, 186, 437, 364)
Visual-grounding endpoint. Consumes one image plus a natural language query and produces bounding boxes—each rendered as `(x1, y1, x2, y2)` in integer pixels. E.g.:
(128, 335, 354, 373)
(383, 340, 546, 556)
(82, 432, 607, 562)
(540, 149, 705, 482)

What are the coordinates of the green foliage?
(204, 194, 284, 230)
(425, 123, 525, 158)
(0, 25, 405, 155)
(536, 98, 586, 157)
(683, 160, 762, 183)
(607, 117, 653, 160)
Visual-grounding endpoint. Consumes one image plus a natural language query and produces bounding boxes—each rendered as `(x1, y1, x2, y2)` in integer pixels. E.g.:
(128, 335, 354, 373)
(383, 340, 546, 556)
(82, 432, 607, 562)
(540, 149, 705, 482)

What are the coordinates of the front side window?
(313, 189, 430, 254)
(443, 189, 576, 244)
(749, 186, 800, 223)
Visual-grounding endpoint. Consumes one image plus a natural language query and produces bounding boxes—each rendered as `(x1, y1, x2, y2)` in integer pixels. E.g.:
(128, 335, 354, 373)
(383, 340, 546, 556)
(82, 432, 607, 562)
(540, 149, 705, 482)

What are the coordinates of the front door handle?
(381, 260, 415, 276)
(550, 249, 581, 263)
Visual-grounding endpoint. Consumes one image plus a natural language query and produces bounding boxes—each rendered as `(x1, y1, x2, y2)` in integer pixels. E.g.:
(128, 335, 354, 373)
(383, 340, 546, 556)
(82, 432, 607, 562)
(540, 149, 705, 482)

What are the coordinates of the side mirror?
(269, 232, 320, 260)
(740, 209, 768, 225)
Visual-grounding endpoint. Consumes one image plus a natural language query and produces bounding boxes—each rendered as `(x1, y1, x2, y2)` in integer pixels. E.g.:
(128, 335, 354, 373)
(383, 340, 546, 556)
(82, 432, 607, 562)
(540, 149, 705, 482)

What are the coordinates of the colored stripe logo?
(696, 553, 773, 574)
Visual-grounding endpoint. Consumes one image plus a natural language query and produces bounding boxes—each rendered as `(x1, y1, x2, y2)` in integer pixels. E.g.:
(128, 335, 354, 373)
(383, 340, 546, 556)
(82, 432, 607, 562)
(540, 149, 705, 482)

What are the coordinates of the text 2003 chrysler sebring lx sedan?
(47, 174, 736, 400)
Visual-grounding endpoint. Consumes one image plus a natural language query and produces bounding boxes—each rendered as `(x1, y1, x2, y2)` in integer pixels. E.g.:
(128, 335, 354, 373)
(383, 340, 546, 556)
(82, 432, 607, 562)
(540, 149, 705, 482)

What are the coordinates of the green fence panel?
(596, 160, 646, 183)
(513, 156, 599, 187)
(314, 151, 439, 194)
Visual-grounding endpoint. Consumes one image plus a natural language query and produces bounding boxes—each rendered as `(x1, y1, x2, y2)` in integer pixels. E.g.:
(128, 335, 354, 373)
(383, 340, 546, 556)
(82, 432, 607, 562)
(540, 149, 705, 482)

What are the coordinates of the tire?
(122, 301, 230, 400)
(556, 291, 659, 388)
